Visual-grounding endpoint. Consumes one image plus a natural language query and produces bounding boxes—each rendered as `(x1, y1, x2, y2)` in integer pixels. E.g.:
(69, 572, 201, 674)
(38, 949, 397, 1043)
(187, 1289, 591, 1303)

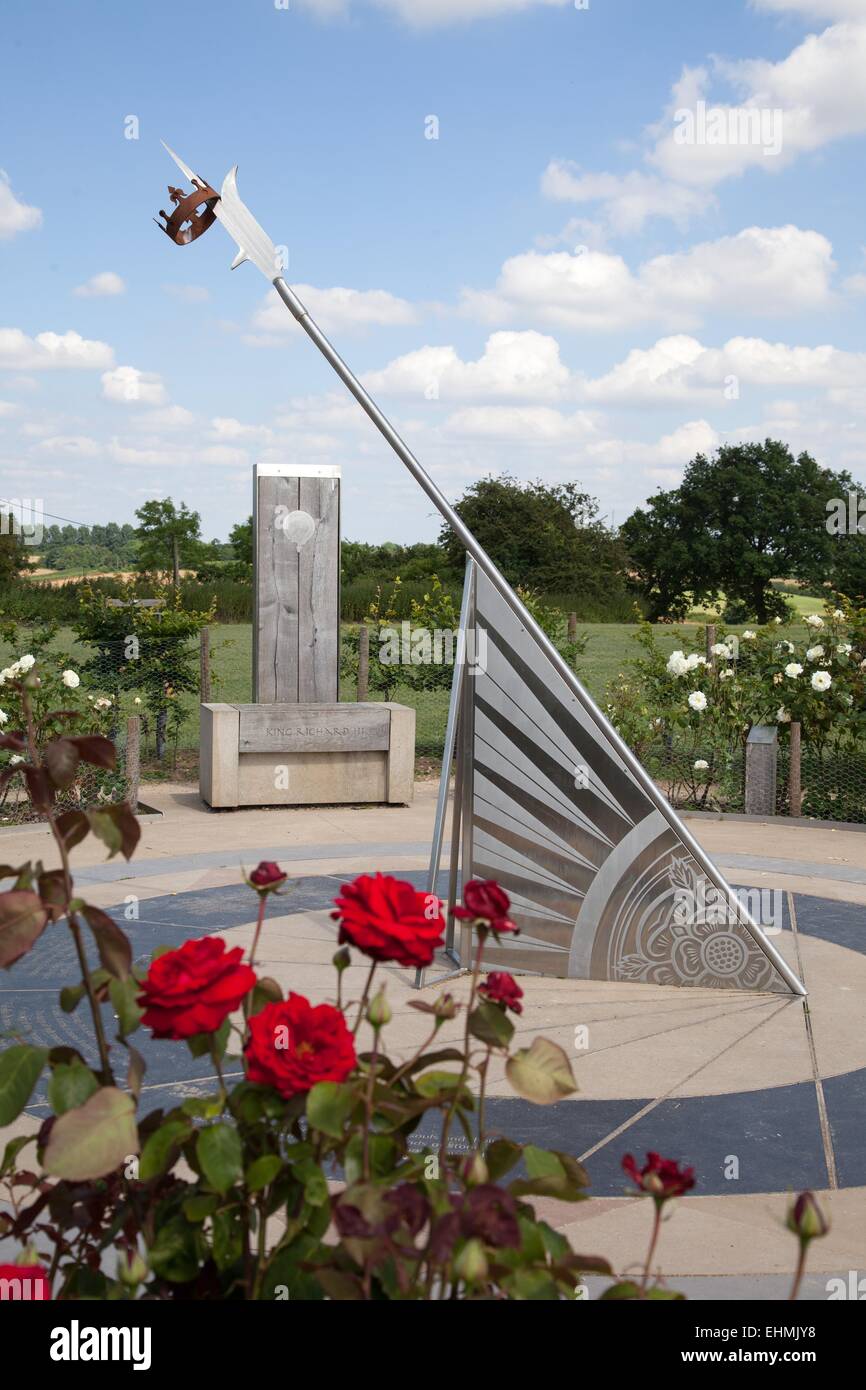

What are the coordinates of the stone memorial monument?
(200, 462, 415, 809)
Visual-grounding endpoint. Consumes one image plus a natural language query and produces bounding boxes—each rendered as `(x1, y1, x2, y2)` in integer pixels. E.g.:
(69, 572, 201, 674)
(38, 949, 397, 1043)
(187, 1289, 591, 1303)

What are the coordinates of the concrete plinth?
(199, 702, 415, 808)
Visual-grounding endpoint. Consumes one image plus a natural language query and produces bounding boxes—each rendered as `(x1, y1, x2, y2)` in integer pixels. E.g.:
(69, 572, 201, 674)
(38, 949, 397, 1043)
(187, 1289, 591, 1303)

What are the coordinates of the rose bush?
(0, 667, 829, 1300)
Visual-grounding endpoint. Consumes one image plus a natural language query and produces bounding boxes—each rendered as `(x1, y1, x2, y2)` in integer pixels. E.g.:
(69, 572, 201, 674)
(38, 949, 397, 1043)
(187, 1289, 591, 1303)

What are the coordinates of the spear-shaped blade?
(161, 141, 281, 281)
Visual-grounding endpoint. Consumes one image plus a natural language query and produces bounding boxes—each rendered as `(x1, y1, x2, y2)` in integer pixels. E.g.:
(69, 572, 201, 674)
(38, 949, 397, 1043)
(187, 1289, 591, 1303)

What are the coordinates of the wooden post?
(200, 626, 211, 705)
(789, 720, 802, 817)
(568, 612, 577, 642)
(126, 715, 140, 812)
(253, 464, 340, 703)
(357, 625, 370, 702)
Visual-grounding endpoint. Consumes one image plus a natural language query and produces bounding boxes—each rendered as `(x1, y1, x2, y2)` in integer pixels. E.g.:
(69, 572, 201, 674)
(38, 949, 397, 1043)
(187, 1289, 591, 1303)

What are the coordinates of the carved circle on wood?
(276, 507, 317, 552)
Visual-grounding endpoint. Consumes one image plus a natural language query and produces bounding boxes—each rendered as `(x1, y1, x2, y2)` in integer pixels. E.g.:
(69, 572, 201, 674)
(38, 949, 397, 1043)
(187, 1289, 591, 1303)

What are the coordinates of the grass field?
(1, 612, 819, 778)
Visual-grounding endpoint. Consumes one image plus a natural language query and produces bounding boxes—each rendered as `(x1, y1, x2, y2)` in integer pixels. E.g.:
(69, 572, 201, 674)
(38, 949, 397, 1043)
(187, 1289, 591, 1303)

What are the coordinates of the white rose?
(17, 654, 36, 671)
(666, 651, 689, 677)
(776, 707, 791, 723)
(742, 630, 756, 640)
(773, 616, 782, 624)
(805, 614, 824, 629)
(837, 643, 852, 655)
(688, 691, 707, 712)
(805, 646, 824, 662)
(693, 759, 709, 770)
(720, 669, 734, 680)
(777, 641, 794, 654)
(710, 643, 730, 657)
(0, 709, 7, 725)
(811, 670, 831, 692)
(785, 662, 803, 678)
(95, 697, 112, 710)
(134, 697, 141, 705)
(9, 754, 24, 765)
(833, 609, 845, 619)
(685, 652, 707, 670)
(61, 670, 80, 688)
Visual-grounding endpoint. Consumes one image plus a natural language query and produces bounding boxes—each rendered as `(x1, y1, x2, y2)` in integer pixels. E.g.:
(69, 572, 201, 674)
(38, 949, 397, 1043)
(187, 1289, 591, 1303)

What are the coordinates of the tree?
(134, 499, 203, 587)
(0, 512, 32, 586)
(229, 516, 253, 568)
(621, 440, 859, 623)
(437, 475, 626, 600)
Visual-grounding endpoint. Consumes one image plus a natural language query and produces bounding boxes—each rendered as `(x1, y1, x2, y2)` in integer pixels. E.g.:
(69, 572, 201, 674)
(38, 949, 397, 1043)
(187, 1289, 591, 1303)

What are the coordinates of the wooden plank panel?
(298, 475, 340, 701)
(238, 702, 391, 753)
(255, 473, 299, 702)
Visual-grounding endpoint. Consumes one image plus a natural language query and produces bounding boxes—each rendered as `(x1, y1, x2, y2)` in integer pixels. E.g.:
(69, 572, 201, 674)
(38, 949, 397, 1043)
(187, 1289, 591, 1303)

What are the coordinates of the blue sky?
(1, 0, 864, 544)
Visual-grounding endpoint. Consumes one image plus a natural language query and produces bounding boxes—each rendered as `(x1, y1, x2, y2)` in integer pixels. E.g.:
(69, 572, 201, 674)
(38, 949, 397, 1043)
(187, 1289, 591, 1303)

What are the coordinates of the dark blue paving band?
(3, 872, 863, 1198)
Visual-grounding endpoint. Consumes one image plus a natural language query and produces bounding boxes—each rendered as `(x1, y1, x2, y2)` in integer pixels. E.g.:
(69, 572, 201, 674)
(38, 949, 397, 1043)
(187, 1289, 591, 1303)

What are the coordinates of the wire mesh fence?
(643, 739, 747, 814)
(775, 741, 866, 824)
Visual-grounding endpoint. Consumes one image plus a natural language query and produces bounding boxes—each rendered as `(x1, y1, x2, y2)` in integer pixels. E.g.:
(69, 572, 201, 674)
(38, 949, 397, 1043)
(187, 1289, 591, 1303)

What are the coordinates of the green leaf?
(47, 1062, 99, 1116)
(294, 1157, 329, 1207)
(0, 1044, 47, 1124)
(468, 999, 514, 1049)
(55, 810, 89, 853)
(197, 1123, 243, 1194)
(245, 1154, 283, 1193)
(505, 1037, 577, 1105)
(600, 1280, 642, 1301)
(212, 1208, 243, 1272)
(59, 984, 85, 1013)
(306, 1081, 356, 1139)
(109, 975, 142, 1036)
(485, 1138, 522, 1182)
(43, 1087, 139, 1181)
(82, 906, 132, 981)
(1, 1133, 35, 1177)
(414, 1070, 473, 1103)
(0, 890, 50, 968)
(148, 1216, 199, 1284)
(182, 1193, 219, 1222)
(86, 804, 140, 861)
(645, 1286, 686, 1300)
(138, 1117, 192, 1181)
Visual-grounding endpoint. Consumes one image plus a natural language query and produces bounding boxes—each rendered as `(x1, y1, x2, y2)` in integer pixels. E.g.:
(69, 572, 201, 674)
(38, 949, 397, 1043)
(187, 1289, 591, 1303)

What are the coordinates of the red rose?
(331, 874, 445, 967)
(0, 1264, 51, 1300)
(479, 971, 524, 1015)
(138, 937, 257, 1040)
(622, 1151, 695, 1203)
(244, 994, 356, 1098)
(452, 879, 518, 936)
(249, 860, 287, 890)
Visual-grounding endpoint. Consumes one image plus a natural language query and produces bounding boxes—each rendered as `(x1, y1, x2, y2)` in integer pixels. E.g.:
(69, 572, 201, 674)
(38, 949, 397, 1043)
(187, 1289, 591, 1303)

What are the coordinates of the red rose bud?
(0, 1264, 51, 1300)
(452, 879, 519, 937)
(479, 971, 524, 1015)
(137, 937, 257, 1040)
(332, 946, 352, 973)
(622, 1151, 695, 1203)
(787, 1191, 829, 1244)
(248, 861, 287, 892)
(331, 873, 445, 968)
(244, 993, 356, 1098)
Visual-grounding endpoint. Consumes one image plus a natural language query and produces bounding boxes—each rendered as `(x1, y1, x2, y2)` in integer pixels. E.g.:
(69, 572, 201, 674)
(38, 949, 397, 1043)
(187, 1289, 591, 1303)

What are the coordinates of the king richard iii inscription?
(200, 463, 415, 809)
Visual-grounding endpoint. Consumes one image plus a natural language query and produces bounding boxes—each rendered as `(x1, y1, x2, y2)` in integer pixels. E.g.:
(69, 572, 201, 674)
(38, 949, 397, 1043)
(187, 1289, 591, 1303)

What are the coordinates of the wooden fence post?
(789, 721, 802, 817)
(126, 715, 141, 812)
(567, 612, 577, 642)
(200, 626, 211, 705)
(357, 625, 370, 702)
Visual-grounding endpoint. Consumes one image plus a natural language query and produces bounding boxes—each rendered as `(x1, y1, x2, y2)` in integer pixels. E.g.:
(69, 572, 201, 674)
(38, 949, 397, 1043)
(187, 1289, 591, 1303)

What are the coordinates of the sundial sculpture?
(156, 145, 804, 997)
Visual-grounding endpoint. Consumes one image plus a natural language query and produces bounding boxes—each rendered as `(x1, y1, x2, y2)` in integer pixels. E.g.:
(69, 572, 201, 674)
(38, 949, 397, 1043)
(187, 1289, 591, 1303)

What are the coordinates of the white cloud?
(131, 405, 196, 432)
(101, 366, 168, 406)
(544, 16, 866, 231)
(163, 284, 211, 304)
(461, 225, 834, 330)
(363, 331, 570, 400)
(296, 0, 570, 22)
(253, 284, 418, 336)
(541, 162, 714, 235)
(73, 271, 125, 299)
(0, 401, 18, 418)
(0, 328, 114, 371)
(34, 435, 102, 456)
(0, 171, 41, 239)
(210, 416, 274, 441)
(444, 404, 597, 442)
(752, 1, 865, 19)
(583, 334, 866, 405)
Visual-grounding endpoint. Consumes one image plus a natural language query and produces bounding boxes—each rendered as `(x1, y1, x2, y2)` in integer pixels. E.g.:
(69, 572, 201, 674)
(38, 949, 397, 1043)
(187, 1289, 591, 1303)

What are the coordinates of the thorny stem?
(640, 1202, 663, 1296)
(439, 930, 485, 1165)
(248, 892, 267, 971)
(21, 684, 113, 1085)
(789, 1241, 808, 1302)
(362, 1026, 381, 1182)
(353, 960, 378, 1035)
(477, 1045, 493, 1152)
